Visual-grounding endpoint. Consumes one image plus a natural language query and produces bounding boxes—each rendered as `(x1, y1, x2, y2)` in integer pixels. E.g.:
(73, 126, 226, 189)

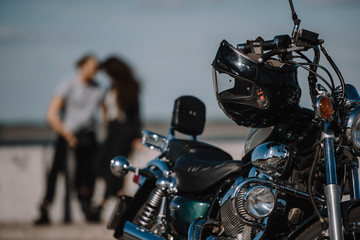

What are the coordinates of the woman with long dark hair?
(95, 56, 141, 219)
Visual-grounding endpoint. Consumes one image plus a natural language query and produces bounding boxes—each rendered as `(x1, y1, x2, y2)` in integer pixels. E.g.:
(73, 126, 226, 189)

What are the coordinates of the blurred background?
(1, 0, 360, 125)
(0, 0, 359, 239)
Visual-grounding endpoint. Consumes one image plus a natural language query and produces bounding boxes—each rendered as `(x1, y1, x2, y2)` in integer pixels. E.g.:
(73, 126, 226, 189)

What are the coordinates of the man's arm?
(47, 95, 78, 147)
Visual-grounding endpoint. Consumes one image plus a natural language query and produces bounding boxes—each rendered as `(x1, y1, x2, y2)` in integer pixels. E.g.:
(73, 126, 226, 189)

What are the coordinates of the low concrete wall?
(0, 139, 245, 224)
(0, 146, 49, 223)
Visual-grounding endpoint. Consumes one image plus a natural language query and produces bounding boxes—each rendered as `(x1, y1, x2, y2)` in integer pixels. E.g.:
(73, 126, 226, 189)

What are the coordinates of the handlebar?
(236, 33, 322, 63)
(237, 39, 277, 53)
(237, 35, 292, 54)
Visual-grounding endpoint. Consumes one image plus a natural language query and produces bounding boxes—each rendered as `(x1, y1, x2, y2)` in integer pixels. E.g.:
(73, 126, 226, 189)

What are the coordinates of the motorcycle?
(107, 1, 360, 239)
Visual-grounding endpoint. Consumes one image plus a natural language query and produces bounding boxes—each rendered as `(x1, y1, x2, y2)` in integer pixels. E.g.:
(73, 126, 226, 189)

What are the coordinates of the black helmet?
(212, 40, 301, 128)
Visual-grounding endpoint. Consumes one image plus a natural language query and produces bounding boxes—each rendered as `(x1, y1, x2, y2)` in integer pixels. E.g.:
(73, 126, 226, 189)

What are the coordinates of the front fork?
(322, 122, 343, 239)
(322, 123, 343, 239)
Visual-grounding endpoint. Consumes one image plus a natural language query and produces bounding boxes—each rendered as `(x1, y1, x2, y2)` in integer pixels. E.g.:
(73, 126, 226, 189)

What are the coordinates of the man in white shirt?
(35, 54, 105, 224)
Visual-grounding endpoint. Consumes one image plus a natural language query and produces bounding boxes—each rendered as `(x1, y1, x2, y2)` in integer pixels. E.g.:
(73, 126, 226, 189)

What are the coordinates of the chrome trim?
(251, 142, 292, 179)
(344, 105, 360, 129)
(156, 177, 177, 194)
(341, 102, 360, 154)
(110, 156, 132, 177)
(248, 167, 273, 180)
(141, 129, 168, 152)
(187, 218, 220, 240)
(322, 123, 342, 240)
(325, 184, 343, 240)
(348, 107, 360, 153)
(123, 221, 165, 240)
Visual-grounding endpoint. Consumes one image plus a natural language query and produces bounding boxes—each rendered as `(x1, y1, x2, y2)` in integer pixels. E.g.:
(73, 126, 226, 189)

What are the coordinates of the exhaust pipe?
(123, 221, 165, 240)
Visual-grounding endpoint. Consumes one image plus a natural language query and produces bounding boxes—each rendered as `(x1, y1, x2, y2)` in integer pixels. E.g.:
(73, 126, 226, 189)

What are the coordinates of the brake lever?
(258, 49, 279, 63)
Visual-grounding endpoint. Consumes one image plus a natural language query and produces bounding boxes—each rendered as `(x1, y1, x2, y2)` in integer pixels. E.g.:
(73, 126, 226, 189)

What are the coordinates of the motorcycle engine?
(220, 188, 262, 239)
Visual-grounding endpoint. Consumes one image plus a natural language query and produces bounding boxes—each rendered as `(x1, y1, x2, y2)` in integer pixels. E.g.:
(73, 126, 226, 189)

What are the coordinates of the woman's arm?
(100, 99, 109, 126)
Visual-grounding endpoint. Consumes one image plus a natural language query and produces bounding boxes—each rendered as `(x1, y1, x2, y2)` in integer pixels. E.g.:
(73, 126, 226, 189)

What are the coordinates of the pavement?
(0, 222, 115, 240)
(0, 176, 122, 240)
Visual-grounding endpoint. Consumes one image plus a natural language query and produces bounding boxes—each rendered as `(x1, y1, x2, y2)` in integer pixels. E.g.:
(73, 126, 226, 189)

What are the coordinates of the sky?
(0, 0, 359, 125)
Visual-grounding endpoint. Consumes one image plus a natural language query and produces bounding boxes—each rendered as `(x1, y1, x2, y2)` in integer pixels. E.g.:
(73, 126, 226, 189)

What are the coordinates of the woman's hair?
(76, 53, 97, 69)
(101, 56, 140, 115)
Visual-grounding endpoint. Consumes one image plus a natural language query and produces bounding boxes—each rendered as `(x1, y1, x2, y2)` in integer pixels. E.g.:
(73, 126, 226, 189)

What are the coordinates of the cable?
(320, 44, 346, 103)
(298, 62, 335, 91)
(295, 51, 312, 63)
(308, 141, 328, 230)
(288, 62, 333, 92)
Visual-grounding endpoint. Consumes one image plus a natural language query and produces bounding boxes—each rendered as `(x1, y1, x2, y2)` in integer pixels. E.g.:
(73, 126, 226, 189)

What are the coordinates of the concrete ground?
(0, 222, 115, 240)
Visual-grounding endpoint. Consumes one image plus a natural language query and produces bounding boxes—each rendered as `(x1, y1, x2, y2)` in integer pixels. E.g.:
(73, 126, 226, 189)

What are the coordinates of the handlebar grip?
(237, 39, 276, 53)
(237, 35, 291, 54)
(236, 42, 252, 53)
(262, 40, 277, 51)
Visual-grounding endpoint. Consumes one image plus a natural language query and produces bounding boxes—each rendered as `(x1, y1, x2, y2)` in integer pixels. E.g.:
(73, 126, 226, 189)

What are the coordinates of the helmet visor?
(213, 67, 269, 109)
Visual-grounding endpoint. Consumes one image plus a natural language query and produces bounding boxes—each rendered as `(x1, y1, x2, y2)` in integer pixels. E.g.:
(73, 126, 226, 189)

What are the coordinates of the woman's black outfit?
(100, 106, 141, 199)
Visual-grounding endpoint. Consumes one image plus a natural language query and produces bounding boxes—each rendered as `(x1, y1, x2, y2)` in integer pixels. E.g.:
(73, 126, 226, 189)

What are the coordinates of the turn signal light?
(318, 96, 333, 120)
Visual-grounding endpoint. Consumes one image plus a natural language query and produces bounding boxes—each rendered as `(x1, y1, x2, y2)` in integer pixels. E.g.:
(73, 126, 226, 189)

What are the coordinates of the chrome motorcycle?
(108, 1, 360, 239)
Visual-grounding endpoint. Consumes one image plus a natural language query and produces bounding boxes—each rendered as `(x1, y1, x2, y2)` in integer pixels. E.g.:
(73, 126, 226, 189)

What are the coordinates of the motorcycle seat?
(166, 139, 233, 165)
(174, 151, 243, 193)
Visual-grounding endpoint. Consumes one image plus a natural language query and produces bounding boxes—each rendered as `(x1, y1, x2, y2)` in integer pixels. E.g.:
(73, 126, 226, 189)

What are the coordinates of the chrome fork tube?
(322, 123, 343, 240)
(324, 185, 342, 239)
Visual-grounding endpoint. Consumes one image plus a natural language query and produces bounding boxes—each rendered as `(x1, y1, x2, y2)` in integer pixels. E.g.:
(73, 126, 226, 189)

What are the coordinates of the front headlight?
(344, 105, 360, 155)
(243, 186, 275, 218)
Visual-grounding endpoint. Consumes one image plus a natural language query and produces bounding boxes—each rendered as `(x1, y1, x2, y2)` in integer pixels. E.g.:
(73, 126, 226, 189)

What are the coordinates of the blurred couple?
(35, 54, 141, 225)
